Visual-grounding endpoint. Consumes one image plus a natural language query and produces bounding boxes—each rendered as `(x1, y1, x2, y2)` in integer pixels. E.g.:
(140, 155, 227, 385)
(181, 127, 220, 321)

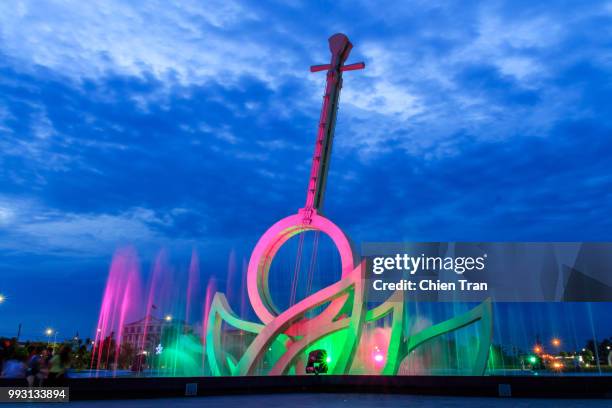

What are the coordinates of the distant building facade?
(121, 315, 190, 352)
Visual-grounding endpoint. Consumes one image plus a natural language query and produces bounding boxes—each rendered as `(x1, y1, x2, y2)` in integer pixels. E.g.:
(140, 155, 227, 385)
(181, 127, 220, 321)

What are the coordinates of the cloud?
(0, 0, 300, 91)
(1, 0, 612, 259)
(0, 196, 166, 256)
(330, 2, 612, 161)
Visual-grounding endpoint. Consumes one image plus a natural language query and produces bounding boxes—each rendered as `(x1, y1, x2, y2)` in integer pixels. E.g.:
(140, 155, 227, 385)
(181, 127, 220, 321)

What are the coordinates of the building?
(121, 315, 190, 352)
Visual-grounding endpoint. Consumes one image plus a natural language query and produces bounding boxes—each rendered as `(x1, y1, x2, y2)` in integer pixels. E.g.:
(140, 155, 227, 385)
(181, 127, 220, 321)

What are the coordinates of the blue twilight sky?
(1, 1, 612, 344)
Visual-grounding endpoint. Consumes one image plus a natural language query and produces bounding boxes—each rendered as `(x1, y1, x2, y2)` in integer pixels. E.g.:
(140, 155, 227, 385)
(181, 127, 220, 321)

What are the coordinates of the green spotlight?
(528, 355, 537, 364)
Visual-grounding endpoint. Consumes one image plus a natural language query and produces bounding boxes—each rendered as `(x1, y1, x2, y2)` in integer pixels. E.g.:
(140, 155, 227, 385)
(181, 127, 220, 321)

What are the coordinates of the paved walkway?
(8, 393, 611, 408)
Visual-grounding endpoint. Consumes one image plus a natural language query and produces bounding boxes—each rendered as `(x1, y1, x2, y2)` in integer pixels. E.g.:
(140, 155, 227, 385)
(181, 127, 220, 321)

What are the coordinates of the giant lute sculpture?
(206, 33, 493, 376)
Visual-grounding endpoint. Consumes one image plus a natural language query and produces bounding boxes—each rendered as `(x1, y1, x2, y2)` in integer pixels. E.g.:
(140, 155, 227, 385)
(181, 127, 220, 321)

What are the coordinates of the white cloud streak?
(0, 197, 196, 257)
(0, 0, 608, 163)
(0, 0, 295, 89)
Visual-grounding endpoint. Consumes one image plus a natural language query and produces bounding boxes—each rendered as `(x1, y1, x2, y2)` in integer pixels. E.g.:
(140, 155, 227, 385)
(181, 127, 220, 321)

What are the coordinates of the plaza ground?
(9, 393, 611, 407)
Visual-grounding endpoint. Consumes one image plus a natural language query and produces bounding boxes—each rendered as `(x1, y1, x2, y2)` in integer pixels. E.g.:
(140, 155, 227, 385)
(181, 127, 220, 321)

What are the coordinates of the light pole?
(53, 331, 59, 352)
(45, 328, 53, 346)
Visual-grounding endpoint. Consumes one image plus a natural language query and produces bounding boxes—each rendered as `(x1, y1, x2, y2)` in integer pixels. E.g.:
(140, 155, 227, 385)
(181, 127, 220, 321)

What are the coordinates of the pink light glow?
(92, 246, 142, 373)
(140, 250, 170, 353)
(202, 277, 217, 336)
(246, 209, 356, 324)
(374, 353, 384, 363)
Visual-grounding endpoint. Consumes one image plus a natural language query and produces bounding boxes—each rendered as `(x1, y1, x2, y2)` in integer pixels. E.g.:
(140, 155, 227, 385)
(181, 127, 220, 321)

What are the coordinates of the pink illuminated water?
(92, 247, 142, 371)
(202, 276, 217, 369)
(91, 246, 215, 375)
(92, 246, 404, 377)
(352, 326, 391, 374)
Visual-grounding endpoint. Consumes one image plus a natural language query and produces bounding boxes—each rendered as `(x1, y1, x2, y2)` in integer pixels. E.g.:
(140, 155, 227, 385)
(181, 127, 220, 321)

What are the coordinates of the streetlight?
(45, 328, 53, 345)
(52, 331, 59, 351)
(164, 314, 172, 322)
(0, 294, 5, 304)
(552, 338, 561, 347)
(533, 345, 543, 354)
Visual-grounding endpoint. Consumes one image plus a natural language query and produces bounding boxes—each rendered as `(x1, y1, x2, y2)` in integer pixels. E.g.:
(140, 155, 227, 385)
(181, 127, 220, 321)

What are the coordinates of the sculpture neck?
(301, 33, 363, 224)
(303, 65, 344, 219)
